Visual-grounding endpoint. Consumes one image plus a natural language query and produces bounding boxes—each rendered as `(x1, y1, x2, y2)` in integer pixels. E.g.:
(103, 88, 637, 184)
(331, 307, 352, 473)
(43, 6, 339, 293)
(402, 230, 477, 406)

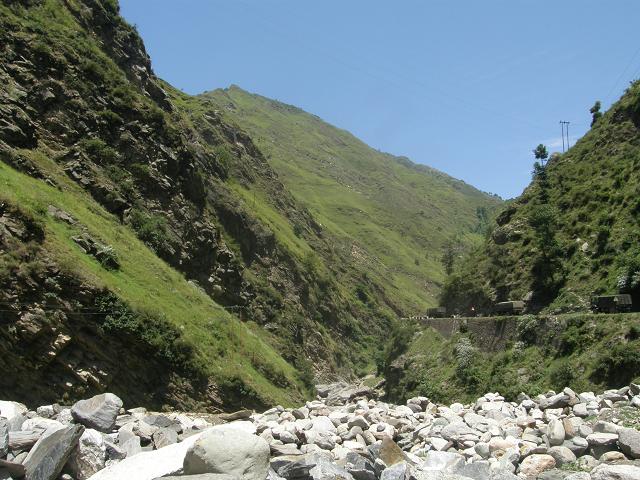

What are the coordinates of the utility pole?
(560, 121, 570, 151)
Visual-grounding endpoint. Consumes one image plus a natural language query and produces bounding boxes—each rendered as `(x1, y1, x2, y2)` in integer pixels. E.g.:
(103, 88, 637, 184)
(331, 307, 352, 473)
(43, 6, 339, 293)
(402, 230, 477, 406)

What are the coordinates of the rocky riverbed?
(1, 383, 640, 480)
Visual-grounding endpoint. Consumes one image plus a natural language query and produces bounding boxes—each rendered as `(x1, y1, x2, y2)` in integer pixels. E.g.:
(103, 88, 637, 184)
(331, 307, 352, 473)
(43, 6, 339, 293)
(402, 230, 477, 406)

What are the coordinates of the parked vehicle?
(590, 294, 632, 313)
(494, 300, 525, 315)
(426, 307, 447, 318)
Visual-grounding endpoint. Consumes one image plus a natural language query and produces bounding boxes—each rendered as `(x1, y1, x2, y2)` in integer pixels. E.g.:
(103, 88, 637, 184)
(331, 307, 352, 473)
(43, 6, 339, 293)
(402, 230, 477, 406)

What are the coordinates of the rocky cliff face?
(0, 0, 430, 410)
(0, 0, 353, 410)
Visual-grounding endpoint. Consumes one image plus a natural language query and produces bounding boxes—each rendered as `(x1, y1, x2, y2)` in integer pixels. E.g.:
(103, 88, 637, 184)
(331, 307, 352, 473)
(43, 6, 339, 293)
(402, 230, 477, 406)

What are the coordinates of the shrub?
(95, 292, 202, 376)
(98, 109, 123, 129)
(550, 361, 577, 389)
(379, 320, 415, 374)
(454, 337, 476, 374)
(128, 208, 172, 255)
(516, 315, 538, 344)
(592, 340, 640, 387)
(628, 324, 640, 340)
(213, 144, 234, 176)
(81, 59, 106, 83)
(111, 85, 138, 112)
(80, 138, 118, 164)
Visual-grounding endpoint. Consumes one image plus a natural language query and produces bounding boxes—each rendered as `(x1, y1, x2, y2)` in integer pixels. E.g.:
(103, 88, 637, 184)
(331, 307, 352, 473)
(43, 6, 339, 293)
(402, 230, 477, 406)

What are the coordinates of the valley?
(0, 0, 640, 479)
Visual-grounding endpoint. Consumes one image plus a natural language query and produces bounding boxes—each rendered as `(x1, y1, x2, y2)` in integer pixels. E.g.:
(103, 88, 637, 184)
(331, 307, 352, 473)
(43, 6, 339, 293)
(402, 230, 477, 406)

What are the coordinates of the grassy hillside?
(193, 86, 502, 309)
(0, 150, 309, 409)
(384, 314, 640, 405)
(0, 0, 502, 409)
(441, 80, 640, 314)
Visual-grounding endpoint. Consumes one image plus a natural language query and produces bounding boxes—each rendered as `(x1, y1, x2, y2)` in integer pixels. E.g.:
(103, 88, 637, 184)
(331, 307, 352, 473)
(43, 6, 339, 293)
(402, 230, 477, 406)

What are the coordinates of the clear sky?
(119, 0, 640, 199)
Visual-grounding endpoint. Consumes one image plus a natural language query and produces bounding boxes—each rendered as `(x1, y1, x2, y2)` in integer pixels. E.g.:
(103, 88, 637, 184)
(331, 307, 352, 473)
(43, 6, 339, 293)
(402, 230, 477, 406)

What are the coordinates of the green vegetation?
(443, 80, 640, 313)
(0, 155, 310, 408)
(193, 86, 502, 310)
(385, 313, 640, 404)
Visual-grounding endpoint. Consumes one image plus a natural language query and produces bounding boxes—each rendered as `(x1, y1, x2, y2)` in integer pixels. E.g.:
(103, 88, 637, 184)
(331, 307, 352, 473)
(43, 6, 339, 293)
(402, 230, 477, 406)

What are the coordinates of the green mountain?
(190, 86, 501, 309)
(0, 0, 498, 410)
(441, 80, 640, 314)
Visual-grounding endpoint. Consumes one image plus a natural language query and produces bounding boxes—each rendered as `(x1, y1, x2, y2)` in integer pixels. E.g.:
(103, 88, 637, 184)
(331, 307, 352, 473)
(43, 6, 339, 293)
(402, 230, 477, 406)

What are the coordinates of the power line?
(606, 45, 640, 104)
(229, 0, 552, 133)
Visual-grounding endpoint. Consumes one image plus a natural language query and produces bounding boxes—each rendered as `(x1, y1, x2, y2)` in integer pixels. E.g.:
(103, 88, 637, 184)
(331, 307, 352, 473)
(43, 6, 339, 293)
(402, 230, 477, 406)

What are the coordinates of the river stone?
(563, 474, 591, 480)
(378, 436, 406, 466)
(72, 394, 123, 433)
(156, 476, 240, 480)
(271, 444, 303, 457)
(380, 462, 407, 480)
(547, 419, 565, 446)
(88, 428, 210, 480)
(619, 427, 640, 459)
(8, 429, 43, 450)
(219, 410, 253, 422)
(153, 427, 179, 449)
(309, 456, 355, 480)
(0, 419, 7, 457)
(0, 401, 27, 431)
(517, 454, 556, 477)
(587, 432, 618, 446)
(67, 428, 107, 480)
(547, 446, 576, 466)
(23, 424, 84, 480)
(183, 428, 270, 479)
(421, 451, 465, 471)
(591, 463, 640, 480)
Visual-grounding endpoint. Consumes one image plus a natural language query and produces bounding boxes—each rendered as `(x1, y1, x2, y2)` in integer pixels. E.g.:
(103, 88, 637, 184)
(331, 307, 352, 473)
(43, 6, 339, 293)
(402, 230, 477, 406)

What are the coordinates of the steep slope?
(0, 0, 498, 411)
(192, 86, 502, 309)
(383, 313, 640, 404)
(0, 0, 326, 410)
(441, 80, 640, 314)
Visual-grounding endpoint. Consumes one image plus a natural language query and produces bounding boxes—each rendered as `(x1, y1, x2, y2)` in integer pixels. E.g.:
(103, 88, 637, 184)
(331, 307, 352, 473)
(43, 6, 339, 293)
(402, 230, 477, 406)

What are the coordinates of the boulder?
(153, 427, 179, 449)
(380, 462, 407, 480)
(211, 421, 257, 436)
(72, 394, 123, 433)
(591, 464, 640, 480)
(547, 418, 565, 446)
(22, 417, 64, 432)
(8, 429, 43, 450)
(378, 436, 407, 467)
(156, 476, 239, 480)
(219, 410, 253, 422)
(155, 476, 239, 480)
(271, 444, 303, 457)
(309, 456, 355, 480)
(67, 428, 107, 480)
(586, 432, 618, 446)
(563, 474, 591, 480)
(547, 446, 576, 466)
(183, 428, 269, 480)
(88, 428, 210, 480)
(0, 459, 26, 479)
(0, 420, 7, 458)
(421, 451, 465, 471)
(440, 422, 479, 443)
(0, 401, 27, 431)
(619, 427, 640, 459)
(23, 424, 84, 480)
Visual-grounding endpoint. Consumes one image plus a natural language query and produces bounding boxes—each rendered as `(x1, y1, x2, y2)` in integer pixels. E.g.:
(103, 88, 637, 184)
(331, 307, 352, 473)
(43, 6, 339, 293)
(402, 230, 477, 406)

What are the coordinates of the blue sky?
(120, 0, 640, 199)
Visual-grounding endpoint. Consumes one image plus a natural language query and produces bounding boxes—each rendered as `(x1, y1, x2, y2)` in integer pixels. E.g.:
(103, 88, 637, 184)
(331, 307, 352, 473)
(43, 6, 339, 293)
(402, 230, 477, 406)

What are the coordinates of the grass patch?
(0, 156, 310, 407)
